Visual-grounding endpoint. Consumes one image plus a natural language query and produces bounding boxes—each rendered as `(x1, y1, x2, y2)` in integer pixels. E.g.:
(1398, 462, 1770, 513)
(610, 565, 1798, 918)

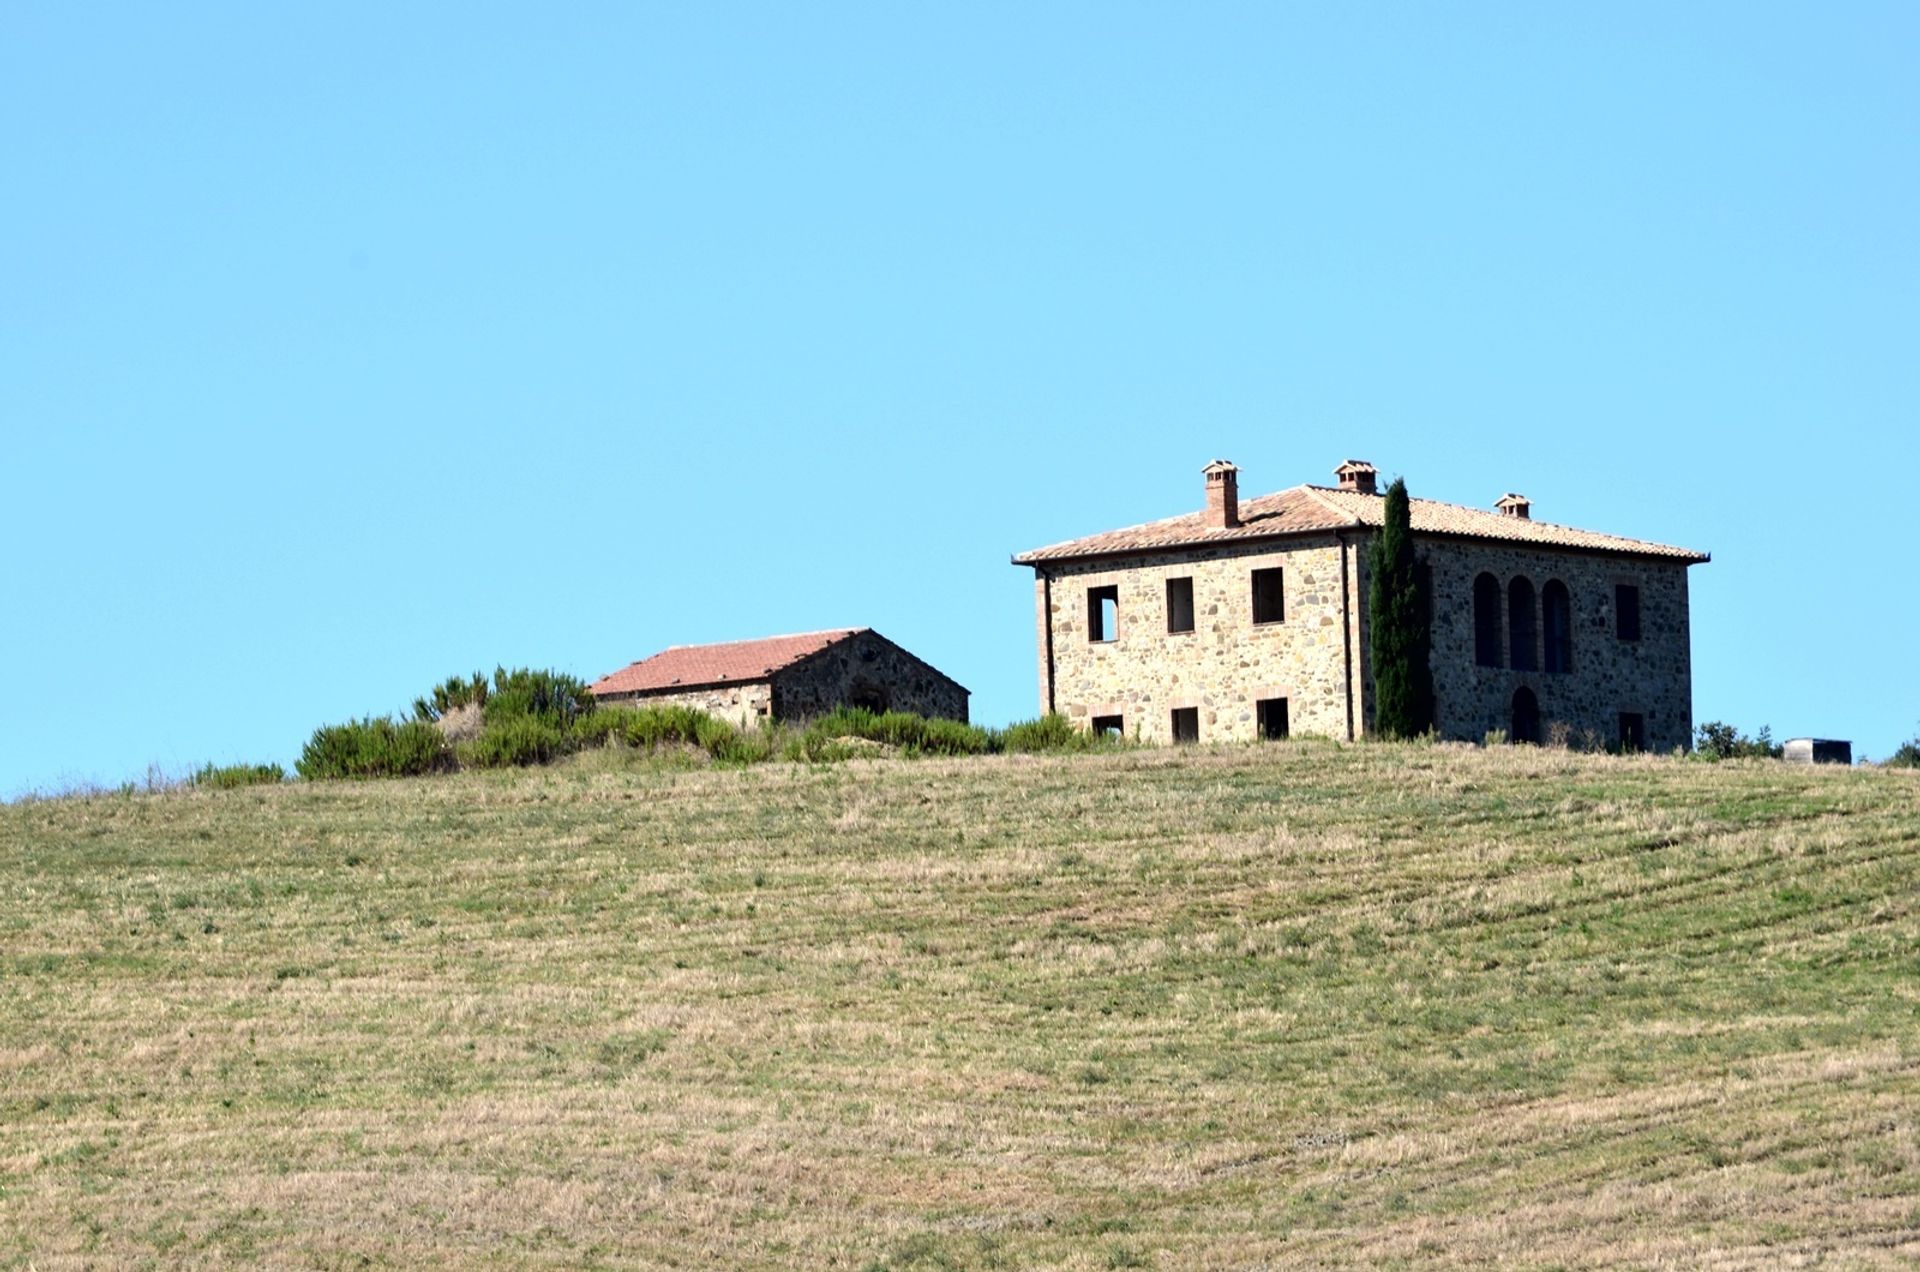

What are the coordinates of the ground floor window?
(1256, 697, 1289, 740)
(1091, 714, 1125, 739)
(1511, 687, 1541, 745)
(1170, 707, 1199, 743)
(1618, 712, 1646, 752)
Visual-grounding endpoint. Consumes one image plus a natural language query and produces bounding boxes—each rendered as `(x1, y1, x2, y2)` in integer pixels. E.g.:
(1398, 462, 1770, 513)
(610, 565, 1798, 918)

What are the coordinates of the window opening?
(1511, 687, 1541, 745)
(1615, 584, 1642, 642)
(1170, 707, 1200, 744)
(1619, 712, 1646, 752)
(1508, 577, 1538, 671)
(1088, 585, 1118, 643)
(1542, 580, 1573, 674)
(1166, 576, 1195, 634)
(1251, 568, 1284, 625)
(1473, 573, 1502, 667)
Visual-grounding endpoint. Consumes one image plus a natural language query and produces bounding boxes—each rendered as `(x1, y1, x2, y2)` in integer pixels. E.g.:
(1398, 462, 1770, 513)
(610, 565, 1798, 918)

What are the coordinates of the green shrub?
(412, 672, 490, 723)
(482, 666, 595, 729)
(1693, 721, 1783, 761)
(1887, 731, 1920, 769)
(296, 717, 453, 780)
(460, 715, 568, 768)
(576, 704, 774, 764)
(801, 707, 994, 757)
(191, 761, 286, 789)
(999, 713, 1119, 754)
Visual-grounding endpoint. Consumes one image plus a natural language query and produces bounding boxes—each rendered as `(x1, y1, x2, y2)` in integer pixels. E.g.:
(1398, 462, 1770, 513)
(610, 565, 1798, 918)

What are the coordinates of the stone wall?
(1035, 535, 1362, 743)
(1032, 533, 1695, 750)
(1420, 540, 1694, 752)
(771, 630, 970, 722)
(593, 681, 774, 730)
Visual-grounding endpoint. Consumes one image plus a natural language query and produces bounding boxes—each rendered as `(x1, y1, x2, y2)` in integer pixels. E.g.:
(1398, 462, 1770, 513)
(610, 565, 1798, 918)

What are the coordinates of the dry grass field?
(2, 742, 1917, 1268)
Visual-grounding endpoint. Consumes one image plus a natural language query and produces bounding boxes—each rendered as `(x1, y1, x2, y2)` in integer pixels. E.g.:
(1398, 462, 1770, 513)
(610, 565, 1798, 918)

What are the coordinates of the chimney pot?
(1202, 459, 1240, 529)
(1334, 459, 1378, 495)
(1495, 493, 1532, 519)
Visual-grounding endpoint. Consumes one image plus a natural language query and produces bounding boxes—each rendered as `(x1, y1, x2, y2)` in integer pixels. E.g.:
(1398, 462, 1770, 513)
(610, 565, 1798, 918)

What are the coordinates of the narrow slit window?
(1542, 580, 1573, 674)
(1508, 577, 1538, 672)
(1166, 576, 1195, 634)
(1091, 714, 1124, 739)
(1256, 697, 1289, 740)
(1170, 707, 1199, 744)
(1088, 585, 1119, 643)
(1615, 584, 1642, 642)
(1251, 568, 1285, 625)
(1473, 573, 1502, 667)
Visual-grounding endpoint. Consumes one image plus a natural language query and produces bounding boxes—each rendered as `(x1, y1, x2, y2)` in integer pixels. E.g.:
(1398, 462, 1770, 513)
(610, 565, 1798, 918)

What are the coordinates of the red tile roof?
(589, 629, 861, 697)
(1014, 484, 1708, 564)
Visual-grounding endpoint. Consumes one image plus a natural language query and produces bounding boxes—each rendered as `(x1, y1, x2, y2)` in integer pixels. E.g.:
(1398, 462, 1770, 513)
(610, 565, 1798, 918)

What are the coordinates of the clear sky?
(5, 2, 1916, 793)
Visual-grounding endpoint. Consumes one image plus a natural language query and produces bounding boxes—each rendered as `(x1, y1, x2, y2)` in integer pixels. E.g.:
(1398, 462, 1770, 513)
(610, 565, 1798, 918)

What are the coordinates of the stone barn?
(588, 629, 969, 728)
(1014, 458, 1709, 751)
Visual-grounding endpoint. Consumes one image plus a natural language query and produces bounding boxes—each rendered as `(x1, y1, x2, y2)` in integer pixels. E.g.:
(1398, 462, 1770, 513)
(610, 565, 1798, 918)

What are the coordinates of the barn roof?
(589, 629, 862, 697)
(1013, 484, 1709, 565)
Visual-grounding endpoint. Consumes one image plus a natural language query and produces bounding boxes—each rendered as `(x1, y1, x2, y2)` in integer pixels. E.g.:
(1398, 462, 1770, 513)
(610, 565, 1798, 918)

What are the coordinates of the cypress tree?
(1368, 478, 1434, 738)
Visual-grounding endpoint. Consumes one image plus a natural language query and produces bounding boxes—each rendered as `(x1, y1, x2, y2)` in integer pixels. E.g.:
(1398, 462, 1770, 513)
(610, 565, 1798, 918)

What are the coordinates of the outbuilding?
(588, 628, 968, 728)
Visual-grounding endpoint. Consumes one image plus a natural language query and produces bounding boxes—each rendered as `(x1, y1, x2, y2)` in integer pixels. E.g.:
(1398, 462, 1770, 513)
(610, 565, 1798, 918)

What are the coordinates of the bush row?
(297, 661, 1141, 780)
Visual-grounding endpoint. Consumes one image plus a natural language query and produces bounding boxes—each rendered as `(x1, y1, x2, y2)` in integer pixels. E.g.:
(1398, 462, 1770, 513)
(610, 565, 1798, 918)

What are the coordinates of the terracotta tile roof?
(589, 629, 862, 697)
(1014, 485, 1708, 564)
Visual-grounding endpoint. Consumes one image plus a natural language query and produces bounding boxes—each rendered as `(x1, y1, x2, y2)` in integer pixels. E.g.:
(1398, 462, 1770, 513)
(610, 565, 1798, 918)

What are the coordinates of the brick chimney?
(1334, 460, 1378, 495)
(1202, 460, 1240, 529)
(1495, 492, 1531, 519)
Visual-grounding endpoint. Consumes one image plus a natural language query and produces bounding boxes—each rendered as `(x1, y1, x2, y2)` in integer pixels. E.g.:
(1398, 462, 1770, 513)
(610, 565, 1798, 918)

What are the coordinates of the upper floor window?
(1088, 585, 1118, 643)
(1251, 568, 1285, 625)
(1473, 573, 1502, 667)
(1542, 580, 1573, 674)
(1508, 577, 1538, 672)
(1615, 584, 1642, 642)
(1166, 576, 1195, 634)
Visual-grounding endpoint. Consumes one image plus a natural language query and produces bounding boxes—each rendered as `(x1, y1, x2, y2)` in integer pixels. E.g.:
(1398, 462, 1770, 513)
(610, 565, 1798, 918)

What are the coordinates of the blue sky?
(4, 2, 1916, 792)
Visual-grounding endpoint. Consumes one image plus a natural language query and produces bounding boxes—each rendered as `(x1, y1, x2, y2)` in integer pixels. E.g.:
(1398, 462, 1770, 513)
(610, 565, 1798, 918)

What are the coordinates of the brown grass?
(0, 742, 1915, 1268)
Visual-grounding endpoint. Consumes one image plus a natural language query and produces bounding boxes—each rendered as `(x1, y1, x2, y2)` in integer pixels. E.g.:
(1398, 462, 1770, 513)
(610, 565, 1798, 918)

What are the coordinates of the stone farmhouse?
(1013, 459, 1708, 751)
(588, 629, 969, 727)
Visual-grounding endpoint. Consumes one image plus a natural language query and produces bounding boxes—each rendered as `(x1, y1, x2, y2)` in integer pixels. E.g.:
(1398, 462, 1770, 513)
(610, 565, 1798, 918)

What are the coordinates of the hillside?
(2, 744, 1916, 1268)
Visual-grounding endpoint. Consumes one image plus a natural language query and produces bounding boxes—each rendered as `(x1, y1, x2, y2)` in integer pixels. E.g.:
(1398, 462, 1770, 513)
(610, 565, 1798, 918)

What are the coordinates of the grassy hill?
(2, 743, 1916, 1268)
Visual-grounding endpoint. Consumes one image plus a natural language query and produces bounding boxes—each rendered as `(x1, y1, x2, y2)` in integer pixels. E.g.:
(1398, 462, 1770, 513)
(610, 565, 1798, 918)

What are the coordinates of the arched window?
(1508, 577, 1538, 672)
(1473, 573, 1502, 667)
(1542, 580, 1573, 674)
(1511, 687, 1540, 745)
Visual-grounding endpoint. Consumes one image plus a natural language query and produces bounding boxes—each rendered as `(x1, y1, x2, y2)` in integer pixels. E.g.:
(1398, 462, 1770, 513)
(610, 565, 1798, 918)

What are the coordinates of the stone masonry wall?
(594, 681, 774, 730)
(1033, 533, 1695, 750)
(771, 630, 971, 722)
(1419, 539, 1694, 752)
(1037, 536, 1360, 743)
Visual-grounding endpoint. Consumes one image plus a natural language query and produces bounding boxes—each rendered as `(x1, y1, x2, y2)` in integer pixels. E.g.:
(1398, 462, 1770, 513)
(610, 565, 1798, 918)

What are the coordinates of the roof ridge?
(660, 627, 862, 653)
(1297, 484, 1365, 525)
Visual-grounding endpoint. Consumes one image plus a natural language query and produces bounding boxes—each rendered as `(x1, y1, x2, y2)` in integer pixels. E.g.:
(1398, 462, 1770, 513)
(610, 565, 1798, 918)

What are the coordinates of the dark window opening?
(1510, 687, 1541, 745)
(849, 682, 888, 713)
(1166, 576, 1195, 634)
(1256, 697, 1289, 740)
(1171, 707, 1200, 744)
(1619, 712, 1646, 752)
(1615, 584, 1642, 642)
(1088, 585, 1118, 643)
(1251, 568, 1285, 625)
(1091, 714, 1124, 739)
(1508, 577, 1538, 671)
(1473, 572, 1502, 667)
(1542, 580, 1573, 674)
